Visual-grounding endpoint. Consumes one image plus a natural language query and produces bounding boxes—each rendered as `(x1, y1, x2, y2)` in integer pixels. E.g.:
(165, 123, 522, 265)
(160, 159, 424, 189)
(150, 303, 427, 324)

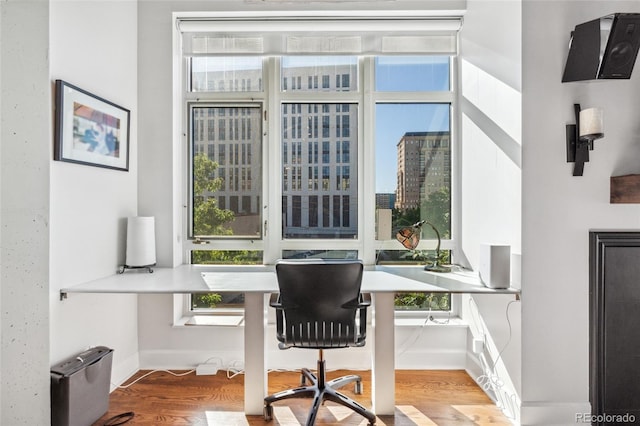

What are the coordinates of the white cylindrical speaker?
(479, 244, 511, 289)
(125, 216, 156, 267)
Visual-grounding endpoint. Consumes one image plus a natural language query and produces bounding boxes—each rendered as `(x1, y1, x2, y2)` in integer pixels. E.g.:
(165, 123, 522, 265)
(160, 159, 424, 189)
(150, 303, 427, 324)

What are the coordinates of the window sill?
(394, 316, 466, 327)
(174, 314, 465, 328)
(174, 315, 244, 327)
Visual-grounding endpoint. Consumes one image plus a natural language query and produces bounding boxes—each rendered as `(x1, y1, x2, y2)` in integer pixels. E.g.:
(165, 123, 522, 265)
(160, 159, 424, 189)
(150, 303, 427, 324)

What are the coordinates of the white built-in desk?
(60, 265, 519, 416)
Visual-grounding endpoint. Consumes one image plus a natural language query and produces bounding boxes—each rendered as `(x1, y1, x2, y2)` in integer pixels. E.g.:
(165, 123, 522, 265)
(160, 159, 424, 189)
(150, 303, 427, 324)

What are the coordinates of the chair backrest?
(275, 259, 364, 349)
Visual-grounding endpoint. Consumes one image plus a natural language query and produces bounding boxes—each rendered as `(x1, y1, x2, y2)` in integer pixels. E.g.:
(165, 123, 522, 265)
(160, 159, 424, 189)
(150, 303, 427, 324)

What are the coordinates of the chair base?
(264, 359, 376, 426)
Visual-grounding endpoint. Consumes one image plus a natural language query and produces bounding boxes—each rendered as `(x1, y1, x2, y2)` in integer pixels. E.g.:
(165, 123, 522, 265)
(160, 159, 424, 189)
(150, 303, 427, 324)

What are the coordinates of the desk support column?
(372, 292, 395, 415)
(244, 292, 267, 415)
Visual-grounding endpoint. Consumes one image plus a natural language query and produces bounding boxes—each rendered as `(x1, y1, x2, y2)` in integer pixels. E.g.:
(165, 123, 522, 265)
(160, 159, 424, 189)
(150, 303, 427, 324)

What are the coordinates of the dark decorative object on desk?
(395, 220, 451, 273)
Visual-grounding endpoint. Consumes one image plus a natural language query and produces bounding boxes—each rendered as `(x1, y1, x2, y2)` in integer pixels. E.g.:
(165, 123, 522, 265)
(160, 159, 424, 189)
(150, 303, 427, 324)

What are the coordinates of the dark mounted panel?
(563, 13, 640, 82)
(590, 231, 640, 423)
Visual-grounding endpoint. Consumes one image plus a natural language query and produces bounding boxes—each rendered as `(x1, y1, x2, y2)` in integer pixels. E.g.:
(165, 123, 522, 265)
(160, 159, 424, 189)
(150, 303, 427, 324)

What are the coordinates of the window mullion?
(372, 91, 455, 103)
(362, 56, 376, 265)
(264, 56, 281, 264)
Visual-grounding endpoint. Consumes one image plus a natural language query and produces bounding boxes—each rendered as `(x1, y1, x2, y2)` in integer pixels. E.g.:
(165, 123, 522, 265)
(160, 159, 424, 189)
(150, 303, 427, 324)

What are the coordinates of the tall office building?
(191, 63, 358, 239)
(281, 64, 358, 239)
(192, 104, 263, 236)
(375, 193, 396, 210)
(395, 131, 450, 210)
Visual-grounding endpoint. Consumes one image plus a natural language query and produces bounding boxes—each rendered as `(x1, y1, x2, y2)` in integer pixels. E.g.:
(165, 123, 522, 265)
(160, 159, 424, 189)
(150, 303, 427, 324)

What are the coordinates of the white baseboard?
(520, 401, 591, 425)
(465, 351, 484, 380)
(465, 351, 520, 425)
(110, 351, 140, 391)
(136, 346, 470, 373)
(397, 349, 467, 369)
(138, 349, 244, 371)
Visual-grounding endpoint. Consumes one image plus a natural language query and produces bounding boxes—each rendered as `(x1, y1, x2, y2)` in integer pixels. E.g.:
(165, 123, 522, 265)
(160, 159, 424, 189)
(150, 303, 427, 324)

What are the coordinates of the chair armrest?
(356, 293, 370, 345)
(343, 293, 372, 309)
(358, 293, 371, 307)
(269, 293, 282, 308)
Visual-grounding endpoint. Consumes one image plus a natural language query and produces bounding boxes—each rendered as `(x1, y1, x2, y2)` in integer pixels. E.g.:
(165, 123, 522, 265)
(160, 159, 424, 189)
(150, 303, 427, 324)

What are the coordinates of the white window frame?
(173, 12, 461, 323)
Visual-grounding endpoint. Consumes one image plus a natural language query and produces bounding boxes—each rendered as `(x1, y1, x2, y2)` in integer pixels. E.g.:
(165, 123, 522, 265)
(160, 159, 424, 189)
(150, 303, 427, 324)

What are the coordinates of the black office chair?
(263, 259, 376, 426)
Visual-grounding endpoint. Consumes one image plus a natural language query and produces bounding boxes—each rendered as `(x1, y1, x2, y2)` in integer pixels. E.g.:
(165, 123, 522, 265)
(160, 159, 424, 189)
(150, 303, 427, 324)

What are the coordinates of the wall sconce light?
(566, 104, 604, 176)
(395, 220, 451, 273)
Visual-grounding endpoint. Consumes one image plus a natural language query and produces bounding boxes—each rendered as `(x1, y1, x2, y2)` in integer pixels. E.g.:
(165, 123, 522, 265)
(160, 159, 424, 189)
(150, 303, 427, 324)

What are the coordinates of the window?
(282, 100, 357, 239)
(189, 105, 262, 239)
(375, 56, 450, 92)
(190, 57, 263, 93)
(282, 56, 358, 92)
(181, 18, 458, 313)
(373, 58, 453, 312)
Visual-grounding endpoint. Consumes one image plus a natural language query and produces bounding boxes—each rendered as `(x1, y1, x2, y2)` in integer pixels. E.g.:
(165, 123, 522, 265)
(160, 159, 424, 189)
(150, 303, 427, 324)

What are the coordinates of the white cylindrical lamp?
(125, 216, 156, 267)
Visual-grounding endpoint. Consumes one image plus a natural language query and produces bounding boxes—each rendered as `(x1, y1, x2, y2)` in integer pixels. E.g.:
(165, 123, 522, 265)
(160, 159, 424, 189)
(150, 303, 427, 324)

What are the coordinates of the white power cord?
(470, 298, 519, 420)
(113, 369, 195, 389)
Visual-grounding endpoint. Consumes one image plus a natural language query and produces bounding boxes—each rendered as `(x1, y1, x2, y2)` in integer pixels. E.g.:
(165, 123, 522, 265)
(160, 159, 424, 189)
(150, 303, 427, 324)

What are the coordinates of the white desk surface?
(59, 263, 519, 416)
(60, 264, 520, 298)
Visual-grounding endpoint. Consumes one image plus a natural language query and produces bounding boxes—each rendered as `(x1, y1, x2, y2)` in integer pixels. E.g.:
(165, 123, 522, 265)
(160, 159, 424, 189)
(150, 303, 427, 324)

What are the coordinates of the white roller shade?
(179, 17, 460, 55)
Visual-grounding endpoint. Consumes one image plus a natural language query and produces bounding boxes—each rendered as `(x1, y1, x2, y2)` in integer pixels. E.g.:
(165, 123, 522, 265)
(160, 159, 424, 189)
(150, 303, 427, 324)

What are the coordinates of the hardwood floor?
(94, 369, 513, 425)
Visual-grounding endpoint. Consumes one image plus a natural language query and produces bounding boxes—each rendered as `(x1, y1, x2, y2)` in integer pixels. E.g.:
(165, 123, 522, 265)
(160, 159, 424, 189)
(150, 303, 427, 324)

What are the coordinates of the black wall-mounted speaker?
(562, 13, 640, 82)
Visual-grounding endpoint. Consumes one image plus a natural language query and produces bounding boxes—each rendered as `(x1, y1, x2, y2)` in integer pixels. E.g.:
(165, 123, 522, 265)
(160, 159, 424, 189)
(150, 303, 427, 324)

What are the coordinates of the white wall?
(521, 1, 640, 424)
(49, 0, 140, 386)
(0, 2, 50, 423)
(460, 0, 522, 274)
(459, 0, 522, 422)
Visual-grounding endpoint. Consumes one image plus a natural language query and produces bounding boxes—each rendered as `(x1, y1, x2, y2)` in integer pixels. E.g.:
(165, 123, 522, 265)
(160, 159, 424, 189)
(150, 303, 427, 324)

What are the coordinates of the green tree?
(392, 207, 421, 229)
(391, 187, 450, 238)
(394, 292, 450, 310)
(421, 186, 450, 239)
(192, 293, 223, 309)
(191, 250, 262, 265)
(193, 154, 234, 236)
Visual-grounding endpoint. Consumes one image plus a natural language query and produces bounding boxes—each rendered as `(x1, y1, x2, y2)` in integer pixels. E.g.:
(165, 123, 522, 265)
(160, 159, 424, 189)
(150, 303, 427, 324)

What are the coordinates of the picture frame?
(54, 80, 130, 171)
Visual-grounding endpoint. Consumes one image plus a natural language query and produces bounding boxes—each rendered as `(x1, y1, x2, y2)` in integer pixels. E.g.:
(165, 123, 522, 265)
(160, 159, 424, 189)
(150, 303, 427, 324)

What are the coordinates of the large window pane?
(376, 104, 451, 311)
(375, 56, 450, 92)
(191, 57, 263, 92)
(375, 103, 451, 241)
(281, 56, 358, 92)
(191, 106, 262, 238)
(282, 103, 358, 239)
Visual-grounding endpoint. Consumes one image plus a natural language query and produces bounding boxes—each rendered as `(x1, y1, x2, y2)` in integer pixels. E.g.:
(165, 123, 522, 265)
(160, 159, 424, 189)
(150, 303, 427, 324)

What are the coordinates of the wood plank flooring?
(93, 370, 513, 425)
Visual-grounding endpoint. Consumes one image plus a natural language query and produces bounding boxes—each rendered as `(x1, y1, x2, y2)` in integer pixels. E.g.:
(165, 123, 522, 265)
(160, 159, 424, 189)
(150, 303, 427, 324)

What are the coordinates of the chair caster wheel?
(264, 404, 273, 421)
(355, 381, 363, 394)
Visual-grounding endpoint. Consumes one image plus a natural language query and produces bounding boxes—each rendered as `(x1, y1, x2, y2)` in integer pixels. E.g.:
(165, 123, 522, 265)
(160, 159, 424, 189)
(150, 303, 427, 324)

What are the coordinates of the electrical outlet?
(472, 338, 484, 354)
(196, 363, 219, 375)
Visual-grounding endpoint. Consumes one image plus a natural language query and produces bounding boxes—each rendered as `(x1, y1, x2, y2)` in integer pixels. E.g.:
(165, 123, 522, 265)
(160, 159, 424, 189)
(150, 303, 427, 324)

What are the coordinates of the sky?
(375, 103, 450, 193)
(374, 59, 451, 193)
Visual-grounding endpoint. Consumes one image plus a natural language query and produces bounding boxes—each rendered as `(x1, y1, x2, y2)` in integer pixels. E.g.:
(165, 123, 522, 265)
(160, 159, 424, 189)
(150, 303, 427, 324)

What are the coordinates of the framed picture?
(54, 80, 130, 171)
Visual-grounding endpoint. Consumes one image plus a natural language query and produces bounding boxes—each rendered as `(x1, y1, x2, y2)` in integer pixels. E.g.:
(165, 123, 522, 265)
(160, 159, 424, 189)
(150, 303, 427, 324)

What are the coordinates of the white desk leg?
(372, 292, 395, 415)
(244, 292, 266, 415)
